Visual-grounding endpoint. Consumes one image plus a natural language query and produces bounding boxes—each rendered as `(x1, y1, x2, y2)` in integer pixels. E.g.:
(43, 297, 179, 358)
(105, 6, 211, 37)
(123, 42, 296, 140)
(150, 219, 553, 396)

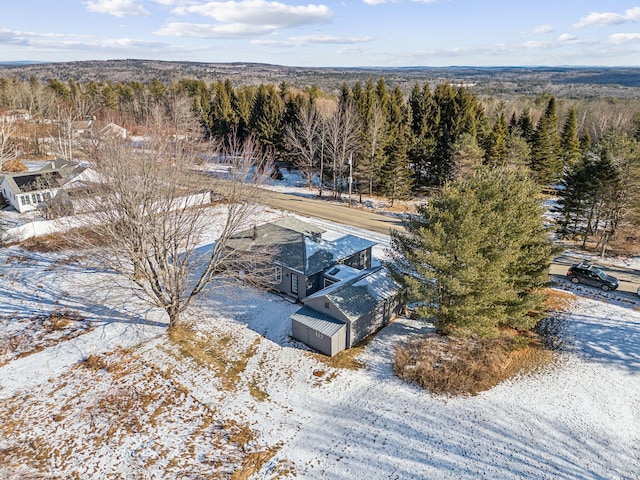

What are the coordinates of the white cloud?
(86, 0, 149, 17)
(608, 32, 640, 44)
(558, 33, 577, 42)
(0, 27, 169, 54)
(157, 22, 275, 37)
(574, 6, 640, 28)
(158, 0, 332, 38)
(151, 0, 192, 5)
(252, 34, 373, 47)
(521, 40, 545, 49)
(532, 24, 554, 35)
(362, 0, 435, 5)
(172, 0, 332, 25)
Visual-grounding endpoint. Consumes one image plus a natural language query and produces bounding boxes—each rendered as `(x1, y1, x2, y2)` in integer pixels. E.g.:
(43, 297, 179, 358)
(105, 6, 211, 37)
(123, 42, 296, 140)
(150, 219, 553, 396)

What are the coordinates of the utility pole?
(348, 152, 353, 207)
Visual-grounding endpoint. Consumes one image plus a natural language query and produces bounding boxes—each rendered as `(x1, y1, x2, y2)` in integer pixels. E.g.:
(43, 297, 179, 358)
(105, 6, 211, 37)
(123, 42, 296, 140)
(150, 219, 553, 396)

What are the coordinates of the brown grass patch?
(168, 324, 259, 391)
(543, 288, 577, 312)
(0, 310, 90, 366)
(394, 330, 554, 396)
(309, 345, 366, 371)
(0, 348, 271, 477)
(231, 444, 290, 480)
(2, 159, 28, 173)
(19, 227, 106, 252)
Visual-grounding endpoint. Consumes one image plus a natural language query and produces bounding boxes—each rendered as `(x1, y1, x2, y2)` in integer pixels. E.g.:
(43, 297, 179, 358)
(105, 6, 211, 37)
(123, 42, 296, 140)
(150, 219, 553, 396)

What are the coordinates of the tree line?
(1, 75, 639, 250)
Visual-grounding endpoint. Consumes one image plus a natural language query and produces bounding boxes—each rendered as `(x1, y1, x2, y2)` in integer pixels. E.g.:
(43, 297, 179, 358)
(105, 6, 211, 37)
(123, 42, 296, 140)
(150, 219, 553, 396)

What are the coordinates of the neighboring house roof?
(71, 118, 94, 131)
(291, 305, 347, 338)
(306, 267, 401, 322)
(100, 122, 127, 138)
(227, 217, 375, 276)
(1, 159, 83, 196)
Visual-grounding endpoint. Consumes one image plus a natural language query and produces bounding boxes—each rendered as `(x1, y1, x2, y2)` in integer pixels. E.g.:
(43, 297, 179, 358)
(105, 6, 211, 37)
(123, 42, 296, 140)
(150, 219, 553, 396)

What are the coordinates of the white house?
(100, 122, 127, 139)
(0, 109, 30, 122)
(0, 159, 84, 213)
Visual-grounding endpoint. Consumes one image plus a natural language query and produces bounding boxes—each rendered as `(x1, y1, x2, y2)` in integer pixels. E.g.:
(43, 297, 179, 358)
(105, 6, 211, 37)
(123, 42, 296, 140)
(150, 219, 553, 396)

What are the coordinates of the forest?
(1, 72, 639, 255)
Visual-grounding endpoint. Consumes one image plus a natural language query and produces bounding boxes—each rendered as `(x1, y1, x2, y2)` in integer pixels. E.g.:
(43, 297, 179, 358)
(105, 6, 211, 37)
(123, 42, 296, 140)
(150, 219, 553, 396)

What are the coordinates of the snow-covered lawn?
(1, 217, 639, 478)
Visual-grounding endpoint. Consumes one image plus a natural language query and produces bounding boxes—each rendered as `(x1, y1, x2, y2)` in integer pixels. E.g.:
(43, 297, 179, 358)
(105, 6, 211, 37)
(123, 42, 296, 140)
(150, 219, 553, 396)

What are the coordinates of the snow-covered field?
(1, 207, 639, 479)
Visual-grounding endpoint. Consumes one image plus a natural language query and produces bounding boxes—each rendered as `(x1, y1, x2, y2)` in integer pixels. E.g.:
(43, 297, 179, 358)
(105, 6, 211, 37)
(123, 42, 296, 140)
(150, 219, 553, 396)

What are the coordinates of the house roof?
(1, 159, 82, 196)
(291, 305, 346, 337)
(227, 218, 375, 276)
(269, 217, 325, 236)
(323, 264, 362, 282)
(306, 267, 401, 322)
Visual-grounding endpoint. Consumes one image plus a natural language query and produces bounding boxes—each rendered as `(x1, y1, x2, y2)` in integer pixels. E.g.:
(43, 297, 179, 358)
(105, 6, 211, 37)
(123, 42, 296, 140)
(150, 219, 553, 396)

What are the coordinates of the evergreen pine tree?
(531, 97, 562, 185)
(210, 80, 238, 138)
(484, 111, 508, 166)
(408, 83, 436, 188)
(249, 84, 285, 152)
(560, 107, 581, 167)
(388, 167, 555, 337)
(517, 108, 535, 144)
(508, 111, 518, 134)
(382, 86, 413, 204)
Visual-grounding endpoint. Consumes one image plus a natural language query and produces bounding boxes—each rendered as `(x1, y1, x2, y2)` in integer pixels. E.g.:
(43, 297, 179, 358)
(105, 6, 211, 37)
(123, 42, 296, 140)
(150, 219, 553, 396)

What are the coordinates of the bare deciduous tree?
(362, 103, 386, 195)
(323, 101, 360, 199)
(75, 121, 274, 330)
(284, 102, 320, 189)
(49, 105, 82, 161)
(0, 117, 19, 170)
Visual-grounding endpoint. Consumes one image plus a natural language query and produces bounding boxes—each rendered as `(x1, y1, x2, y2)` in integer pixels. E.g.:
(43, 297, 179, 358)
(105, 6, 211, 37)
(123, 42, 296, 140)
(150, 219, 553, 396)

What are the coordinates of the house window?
(323, 278, 335, 289)
(32, 194, 38, 203)
(24, 195, 31, 204)
(20, 196, 26, 205)
(291, 274, 298, 295)
(324, 301, 330, 310)
(275, 266, 282, 283)
(359, 250, 368, 267)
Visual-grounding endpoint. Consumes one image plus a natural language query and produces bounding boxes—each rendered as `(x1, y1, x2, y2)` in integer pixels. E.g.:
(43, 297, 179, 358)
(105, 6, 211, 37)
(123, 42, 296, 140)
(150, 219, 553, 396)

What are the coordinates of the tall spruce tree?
(560, 107, 581, 168)
(381, 86, 413, 204)
(249, 84, 285, 152)
(408, 83, 436, 188)
(531, 97, 561, 185)
(484, 111, 509, 166)
(389, 167, 555, 337)
(517, 108, 536, 144)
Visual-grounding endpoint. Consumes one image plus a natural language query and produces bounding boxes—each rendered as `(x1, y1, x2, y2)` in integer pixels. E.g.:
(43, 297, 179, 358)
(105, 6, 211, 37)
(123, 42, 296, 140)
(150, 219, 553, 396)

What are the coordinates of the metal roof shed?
(291, 306, 347, 357)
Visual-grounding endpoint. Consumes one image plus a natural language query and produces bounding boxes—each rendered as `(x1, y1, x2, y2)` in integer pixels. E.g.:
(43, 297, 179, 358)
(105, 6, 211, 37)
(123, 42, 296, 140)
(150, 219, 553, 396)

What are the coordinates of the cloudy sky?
(1, 0, 640, 66)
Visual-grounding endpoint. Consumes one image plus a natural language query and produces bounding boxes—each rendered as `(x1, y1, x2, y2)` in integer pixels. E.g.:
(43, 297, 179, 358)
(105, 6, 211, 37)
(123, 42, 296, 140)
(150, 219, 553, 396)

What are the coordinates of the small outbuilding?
(291, 306, 348, 357)
(292, 267, 403, 356)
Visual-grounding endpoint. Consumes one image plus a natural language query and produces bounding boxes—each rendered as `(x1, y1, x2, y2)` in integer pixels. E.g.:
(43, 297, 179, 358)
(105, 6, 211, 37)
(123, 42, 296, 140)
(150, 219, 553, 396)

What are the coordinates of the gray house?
(228, 217, 403, 356)
(292, 267, 403, 356)
(228, 217, 376, 301)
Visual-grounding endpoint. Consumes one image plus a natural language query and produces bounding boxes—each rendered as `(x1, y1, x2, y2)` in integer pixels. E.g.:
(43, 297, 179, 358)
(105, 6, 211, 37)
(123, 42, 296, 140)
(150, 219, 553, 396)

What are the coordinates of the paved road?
(259, 189, 640, 296)
(260, 190, 405, 236)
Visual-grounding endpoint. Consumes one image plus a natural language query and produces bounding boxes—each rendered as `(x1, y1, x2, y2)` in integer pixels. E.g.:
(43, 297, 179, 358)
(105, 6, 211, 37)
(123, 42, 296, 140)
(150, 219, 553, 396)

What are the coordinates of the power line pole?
(348, 152, 353, 207)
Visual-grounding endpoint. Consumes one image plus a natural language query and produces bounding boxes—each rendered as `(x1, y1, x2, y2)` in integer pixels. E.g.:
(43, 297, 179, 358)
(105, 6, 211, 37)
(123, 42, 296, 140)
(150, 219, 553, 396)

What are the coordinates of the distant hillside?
(1, 59, 639, 98)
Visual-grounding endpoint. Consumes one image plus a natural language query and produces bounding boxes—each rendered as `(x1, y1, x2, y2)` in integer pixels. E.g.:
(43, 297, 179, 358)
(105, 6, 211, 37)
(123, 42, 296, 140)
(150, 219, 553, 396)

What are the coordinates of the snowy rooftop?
(307, 267, 401, 322)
